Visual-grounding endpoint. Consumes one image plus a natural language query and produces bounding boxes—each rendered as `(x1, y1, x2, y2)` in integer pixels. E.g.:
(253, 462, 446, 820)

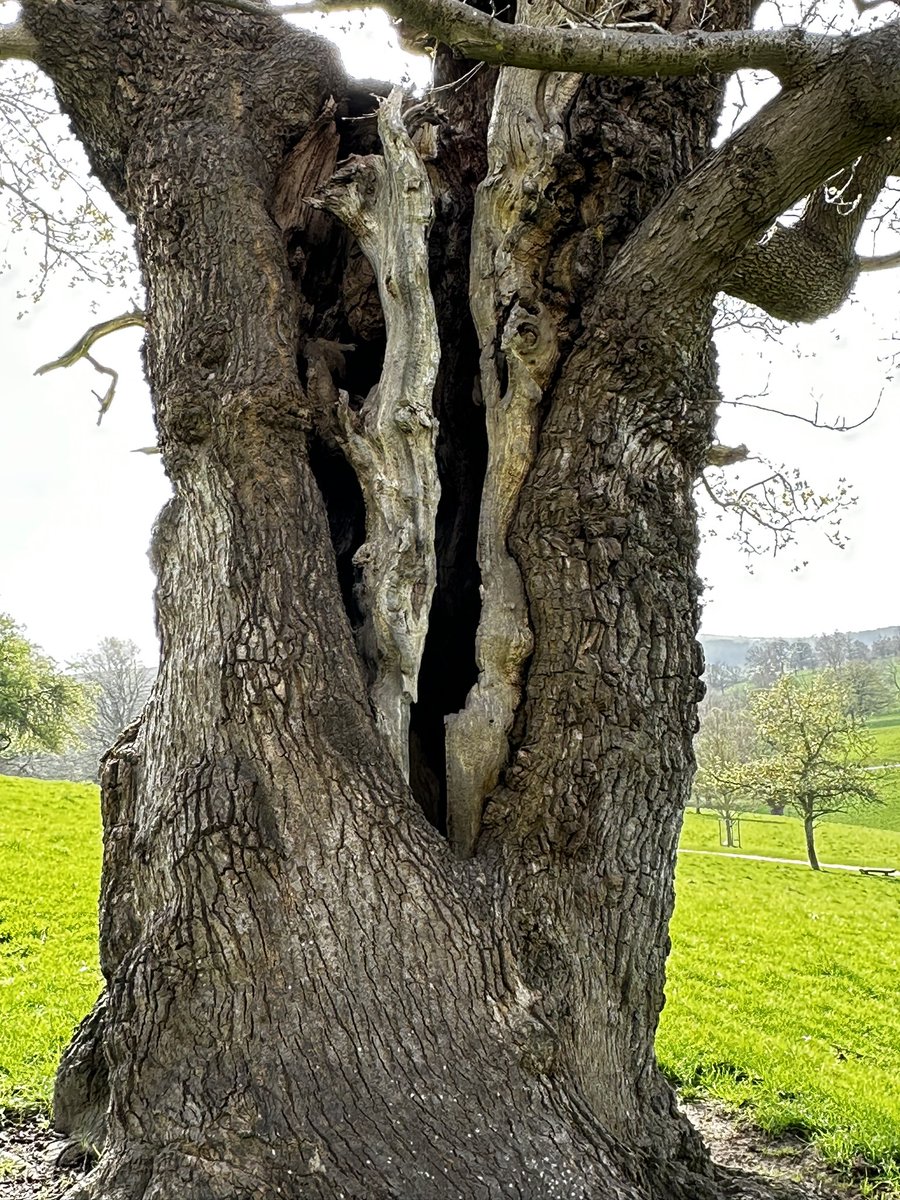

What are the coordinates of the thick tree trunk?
(23, 2, 772, 1197)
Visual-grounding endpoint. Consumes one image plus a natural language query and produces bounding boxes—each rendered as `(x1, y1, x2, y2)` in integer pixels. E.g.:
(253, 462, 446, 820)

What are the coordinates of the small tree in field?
(693, 697, 756, 839)
(745, 638, 791, 687)
(72, 637, 155, 759)
(21, 638, 157, 780)
(839, 659, 893, 720)
(745, 674, 881, 869)
(703, 661, 746, 694)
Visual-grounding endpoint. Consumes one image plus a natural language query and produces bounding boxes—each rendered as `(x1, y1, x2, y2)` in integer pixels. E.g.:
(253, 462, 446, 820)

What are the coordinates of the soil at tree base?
(0, 1103, 868, 1199)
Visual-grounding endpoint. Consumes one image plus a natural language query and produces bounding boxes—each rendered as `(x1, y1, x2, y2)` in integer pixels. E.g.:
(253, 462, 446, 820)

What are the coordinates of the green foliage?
(0, 775, 102, 1109)
(0, 615, 90, 758)
(748, 673, 879, 820)
(692, 697, 757, 823)
(659, 853, 900, 1193)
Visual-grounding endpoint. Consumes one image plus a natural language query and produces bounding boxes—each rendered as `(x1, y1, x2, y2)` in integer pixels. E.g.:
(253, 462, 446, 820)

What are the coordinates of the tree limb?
(605, 23, 900, 307)
(229, 0, 836, 80)
(0, 21, 38, 61)
(705, 442, 748, 466)
(721, 140, 900, 321)
(859, 247, 900, 271)
(35, 310, 145, 423)
(721, 392, 881, 432)
(348, 0, 836, 82)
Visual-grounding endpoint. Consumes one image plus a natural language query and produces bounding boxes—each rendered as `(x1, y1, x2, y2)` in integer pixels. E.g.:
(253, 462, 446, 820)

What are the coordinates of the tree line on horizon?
(705, 628, 900, 693)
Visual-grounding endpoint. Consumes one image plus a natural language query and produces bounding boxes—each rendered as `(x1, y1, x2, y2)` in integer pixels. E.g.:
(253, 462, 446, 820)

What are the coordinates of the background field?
(680, 808, 900, 866)
(865, 710, 900, 768)
(1, 771, 898, 1193)
(0, 775, 102, 1110)
(658, 854, 900, 1193)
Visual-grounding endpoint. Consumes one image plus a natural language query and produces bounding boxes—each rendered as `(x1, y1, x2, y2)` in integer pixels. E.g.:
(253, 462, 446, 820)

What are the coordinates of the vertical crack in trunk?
(445, 23, 582, 855)
(313, 90, 441, 780)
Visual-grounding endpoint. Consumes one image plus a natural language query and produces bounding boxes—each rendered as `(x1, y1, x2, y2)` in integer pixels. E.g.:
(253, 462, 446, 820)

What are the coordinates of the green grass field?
(829, 766, 900, 833)
(658, 854, 900, 1193)
(2, 774, 899, 1193)
(681, 808, 900, 867)
(865, 703, 900, 764)
(0, 775, 102, 1110)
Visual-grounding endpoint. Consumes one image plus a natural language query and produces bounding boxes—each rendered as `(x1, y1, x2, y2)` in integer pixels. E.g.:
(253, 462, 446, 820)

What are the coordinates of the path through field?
(677, 849, 898, 873)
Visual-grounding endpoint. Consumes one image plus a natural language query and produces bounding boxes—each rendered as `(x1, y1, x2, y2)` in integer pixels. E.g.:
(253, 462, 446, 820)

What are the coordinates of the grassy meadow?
(658, 853, 900, 1193)
(0, 775, 102, 1110)
(680, 808, 900, 867)
(866, 710, 900, 767)
(1, 758, 899, 1192)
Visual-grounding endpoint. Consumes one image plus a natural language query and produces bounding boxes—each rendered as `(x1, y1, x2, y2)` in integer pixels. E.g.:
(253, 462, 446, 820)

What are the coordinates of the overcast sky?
(1, 8, 899, 668)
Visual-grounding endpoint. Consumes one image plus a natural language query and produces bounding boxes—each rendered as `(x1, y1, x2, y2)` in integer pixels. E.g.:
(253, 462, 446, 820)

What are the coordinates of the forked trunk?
(24, 1, 752, 1196)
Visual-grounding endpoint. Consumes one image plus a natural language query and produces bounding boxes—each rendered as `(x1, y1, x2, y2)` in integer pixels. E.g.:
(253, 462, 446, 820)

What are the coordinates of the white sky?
(1, 7, 899, 667)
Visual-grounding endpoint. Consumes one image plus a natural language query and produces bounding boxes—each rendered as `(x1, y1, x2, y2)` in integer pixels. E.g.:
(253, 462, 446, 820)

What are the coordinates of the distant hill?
(700, 626, 900, 667)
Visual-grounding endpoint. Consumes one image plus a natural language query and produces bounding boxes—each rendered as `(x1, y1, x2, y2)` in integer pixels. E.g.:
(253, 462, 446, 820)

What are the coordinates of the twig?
(720, 391, 881, 432)
(858, 248, 900, 272)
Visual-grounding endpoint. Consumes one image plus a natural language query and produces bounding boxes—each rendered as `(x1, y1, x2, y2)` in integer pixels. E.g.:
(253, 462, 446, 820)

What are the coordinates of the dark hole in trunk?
(294, 86, 490, 834)
(408, 326, 488, 835)
(307, 435, 367, 638)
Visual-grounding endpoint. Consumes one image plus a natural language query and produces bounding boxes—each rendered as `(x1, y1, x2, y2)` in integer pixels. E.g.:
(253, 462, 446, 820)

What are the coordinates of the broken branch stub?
(311, 89, 441, 781)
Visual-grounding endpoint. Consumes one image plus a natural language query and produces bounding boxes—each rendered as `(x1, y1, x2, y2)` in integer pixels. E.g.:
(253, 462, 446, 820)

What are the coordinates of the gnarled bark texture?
(16, 0, 894, 1196)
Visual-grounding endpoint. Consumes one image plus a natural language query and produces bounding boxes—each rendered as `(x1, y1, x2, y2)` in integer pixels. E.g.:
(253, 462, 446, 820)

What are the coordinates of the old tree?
(2, 0, 897, 1195)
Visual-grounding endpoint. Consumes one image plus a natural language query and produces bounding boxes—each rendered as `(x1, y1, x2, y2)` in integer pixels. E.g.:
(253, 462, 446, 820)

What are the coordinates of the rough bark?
(14, 0, 897, 1196)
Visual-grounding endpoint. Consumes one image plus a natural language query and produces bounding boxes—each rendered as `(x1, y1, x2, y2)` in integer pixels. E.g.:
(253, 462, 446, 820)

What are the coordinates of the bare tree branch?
(275, 0, 373, 10)
(35, 310, 145, 423)
(351, 0, 836, 81)
(722, 391, 882, 431)
(859, 247, 900, 271)
(0, 22, 38, 61)
(721, 139, 900, 321)
(706, 442, 749, 466)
